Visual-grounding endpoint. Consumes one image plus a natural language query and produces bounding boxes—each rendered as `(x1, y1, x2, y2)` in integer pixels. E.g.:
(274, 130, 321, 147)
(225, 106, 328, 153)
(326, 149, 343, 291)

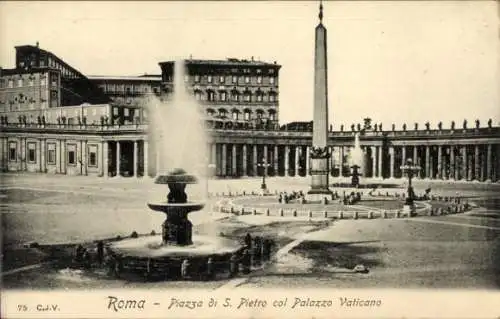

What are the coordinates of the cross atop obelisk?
(307, 0, 332, 198)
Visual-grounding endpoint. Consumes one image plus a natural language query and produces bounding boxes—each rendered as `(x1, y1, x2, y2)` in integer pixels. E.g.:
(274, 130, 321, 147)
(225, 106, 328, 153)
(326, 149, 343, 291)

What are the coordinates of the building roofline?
(15, 44, 87, 79)
(159, 58, 281, 68)
(87, 75, 162, 81)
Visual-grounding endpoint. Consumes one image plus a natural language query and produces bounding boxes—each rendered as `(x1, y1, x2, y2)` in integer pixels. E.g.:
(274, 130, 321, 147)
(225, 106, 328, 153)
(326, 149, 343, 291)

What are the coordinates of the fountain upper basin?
(147, 202, 205, 214)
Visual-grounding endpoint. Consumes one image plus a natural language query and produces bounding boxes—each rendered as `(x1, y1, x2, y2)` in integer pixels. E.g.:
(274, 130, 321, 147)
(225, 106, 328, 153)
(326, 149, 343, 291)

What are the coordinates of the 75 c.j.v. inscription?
(106, 296, 383, 312)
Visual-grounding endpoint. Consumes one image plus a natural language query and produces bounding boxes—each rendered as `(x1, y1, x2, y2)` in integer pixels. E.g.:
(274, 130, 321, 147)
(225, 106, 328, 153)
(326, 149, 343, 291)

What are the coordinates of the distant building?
(0, 44, 109, 114)
(1, 44, 498, 182)
(159, 58, 281, 125)
(88, 74, 161, 106)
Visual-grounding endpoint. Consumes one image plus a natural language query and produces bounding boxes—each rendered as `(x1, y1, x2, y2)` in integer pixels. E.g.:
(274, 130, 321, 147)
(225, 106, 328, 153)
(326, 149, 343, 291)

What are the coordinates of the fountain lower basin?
(108, 234, 242, 258)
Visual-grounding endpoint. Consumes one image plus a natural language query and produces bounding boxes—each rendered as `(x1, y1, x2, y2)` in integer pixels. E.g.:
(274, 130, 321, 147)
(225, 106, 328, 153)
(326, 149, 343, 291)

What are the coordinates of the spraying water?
(147, 60, 209, 198)
(350, 133, 364, 175)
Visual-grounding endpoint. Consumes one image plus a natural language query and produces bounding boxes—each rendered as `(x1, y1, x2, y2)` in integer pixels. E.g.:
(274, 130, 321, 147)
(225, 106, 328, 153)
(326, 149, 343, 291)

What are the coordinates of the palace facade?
(159, 59, 281, 126)
(1, 44, 499, 182)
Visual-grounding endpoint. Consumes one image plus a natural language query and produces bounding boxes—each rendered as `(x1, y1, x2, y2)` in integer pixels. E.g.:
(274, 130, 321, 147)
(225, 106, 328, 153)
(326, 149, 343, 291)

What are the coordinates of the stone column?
(102, 141, 109, 177)
(116, 141, 121, 177)
(81, 140, 87, 176)
(252, 144, 258, 176)
(474, 144, 479, 180)
(284, 145, 290, 176)
(486, 144, 492, 181)
(339, 146, 344, 177)
(493, 144, 500, 182)
(60, 140, 66, 174)
(144, 140, 149, 177)
(273, 145, 279, 175)
(295, 146, 301, 176)
(41, 138, 46, 173)
(389, 146, 394, 178)
(133, 140, 138, 177)
(466, 149, 473, 181)
(413, 146, 418, 175)
(371, 146, 376, 178)
(263, 145, 268, 176)
(437, 146, 442, 179)
(305, 146, 310, 176)
(211, 143, 216, 168)
(480, 146, 485, 182)
(232, 144, 237, 176)
(38, 139, 42, 172)
(221, 143, 227, 177)
(425, 145, 430, 179)
(450, 146, 456, 180)
(461, 145, 467, 180)
(242, 144, 247, 176)
(401, 146, 407, 164)
(377, 146, 382, 178)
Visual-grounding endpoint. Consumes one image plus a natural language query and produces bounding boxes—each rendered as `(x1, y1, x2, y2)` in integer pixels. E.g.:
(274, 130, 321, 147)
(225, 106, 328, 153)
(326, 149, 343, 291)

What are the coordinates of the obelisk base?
(307, 156, 332, 202)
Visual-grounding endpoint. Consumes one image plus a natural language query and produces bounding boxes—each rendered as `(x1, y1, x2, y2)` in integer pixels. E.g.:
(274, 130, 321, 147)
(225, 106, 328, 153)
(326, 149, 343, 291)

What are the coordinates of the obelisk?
(308, 0, 332, 198)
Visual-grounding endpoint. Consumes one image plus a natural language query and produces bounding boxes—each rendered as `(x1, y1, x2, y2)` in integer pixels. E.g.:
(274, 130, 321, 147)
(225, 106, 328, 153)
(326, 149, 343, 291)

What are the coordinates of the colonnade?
(2, 135, 500, 182)
(388, 144, 499, 181)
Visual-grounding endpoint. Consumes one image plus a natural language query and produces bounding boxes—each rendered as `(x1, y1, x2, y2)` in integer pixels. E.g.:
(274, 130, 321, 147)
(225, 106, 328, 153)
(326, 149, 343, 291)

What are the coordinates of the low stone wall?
(210, 189, 472, 220)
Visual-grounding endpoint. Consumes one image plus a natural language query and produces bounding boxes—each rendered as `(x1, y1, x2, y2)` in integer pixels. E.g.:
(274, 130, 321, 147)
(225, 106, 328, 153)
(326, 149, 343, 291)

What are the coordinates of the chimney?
(36, 41, 39, 48)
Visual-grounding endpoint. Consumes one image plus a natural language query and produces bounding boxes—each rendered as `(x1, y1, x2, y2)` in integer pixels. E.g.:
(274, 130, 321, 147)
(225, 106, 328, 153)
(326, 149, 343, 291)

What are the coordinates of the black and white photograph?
(1, 1, 499, 318)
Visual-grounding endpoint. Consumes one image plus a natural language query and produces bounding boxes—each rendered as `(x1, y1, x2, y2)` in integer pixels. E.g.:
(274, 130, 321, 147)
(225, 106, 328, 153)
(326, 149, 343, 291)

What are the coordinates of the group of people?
(278, 191, 305, 204)
(229, 233, 275, 277)
(343, 192, 362, 205)
(73, 241, 105, 269)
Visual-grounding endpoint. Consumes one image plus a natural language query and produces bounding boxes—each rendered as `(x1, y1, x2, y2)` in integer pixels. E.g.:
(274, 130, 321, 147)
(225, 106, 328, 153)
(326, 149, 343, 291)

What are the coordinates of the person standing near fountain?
(308, 1, 333, 200)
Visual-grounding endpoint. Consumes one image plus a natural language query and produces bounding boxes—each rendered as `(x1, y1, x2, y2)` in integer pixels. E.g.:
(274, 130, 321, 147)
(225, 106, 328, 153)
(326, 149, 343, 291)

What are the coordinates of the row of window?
(207, 109, 276, 121)
(191, 75, 276, 85)
(112, 107, 135, 117)
(18, 56, 78, 79)
(101, 84, 160, 94)
(194, 90, 278, 103)
(8, 142, 98, 167)
(3, 101, 48, 111)
(2, 76, 52, 88)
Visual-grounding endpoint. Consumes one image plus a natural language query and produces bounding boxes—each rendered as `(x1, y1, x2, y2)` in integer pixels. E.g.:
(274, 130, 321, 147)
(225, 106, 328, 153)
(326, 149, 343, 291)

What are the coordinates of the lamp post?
(257, 158, 271, 191)
(400, 158, 421, 207)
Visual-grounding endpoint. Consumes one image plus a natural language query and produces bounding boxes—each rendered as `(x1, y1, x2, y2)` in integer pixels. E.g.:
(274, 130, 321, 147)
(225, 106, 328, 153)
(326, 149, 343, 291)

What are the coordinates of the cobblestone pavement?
(1, 173, 499, 289)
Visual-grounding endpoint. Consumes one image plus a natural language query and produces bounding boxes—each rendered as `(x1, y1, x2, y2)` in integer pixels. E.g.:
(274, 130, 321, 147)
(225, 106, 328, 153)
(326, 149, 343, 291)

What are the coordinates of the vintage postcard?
(1, 1, 499, 318)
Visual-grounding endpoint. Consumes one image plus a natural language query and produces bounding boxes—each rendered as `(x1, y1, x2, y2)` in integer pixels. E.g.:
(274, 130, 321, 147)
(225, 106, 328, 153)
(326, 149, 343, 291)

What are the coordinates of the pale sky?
(1, 1, 498, 128)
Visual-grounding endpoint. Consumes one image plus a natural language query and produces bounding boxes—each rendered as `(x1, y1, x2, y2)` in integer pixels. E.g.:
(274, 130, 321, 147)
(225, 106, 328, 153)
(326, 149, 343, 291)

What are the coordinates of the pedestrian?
(181, 259, 190, 279)
(82, 248, 91, 269)
(114, 258, 123, 278)
(244, 233, 252, 249)
(96, 241, 104, 265)
(262, 239, 270, 261)
(229, 254, 239, 277)
(242, 249, 251, 274)
(206, 257, 215, 280)
(74, 244, 84, 264)
(253, 236, 262, 266)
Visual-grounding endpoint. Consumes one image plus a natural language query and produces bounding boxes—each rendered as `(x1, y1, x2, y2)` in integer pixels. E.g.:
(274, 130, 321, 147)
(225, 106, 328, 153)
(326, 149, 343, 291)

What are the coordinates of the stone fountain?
(106, 168, 243, 279)
(148, 168, 203, 246)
